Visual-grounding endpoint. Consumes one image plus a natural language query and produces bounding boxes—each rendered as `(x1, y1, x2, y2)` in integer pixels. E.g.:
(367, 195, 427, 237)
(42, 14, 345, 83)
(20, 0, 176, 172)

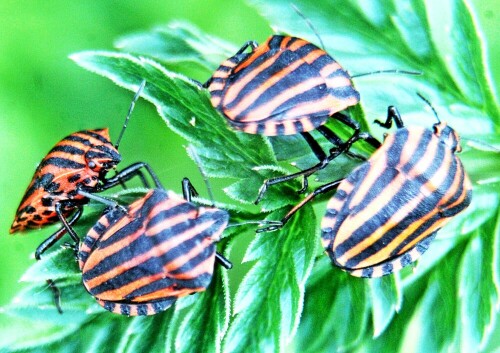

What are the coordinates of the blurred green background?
(0, 0, 498, 333)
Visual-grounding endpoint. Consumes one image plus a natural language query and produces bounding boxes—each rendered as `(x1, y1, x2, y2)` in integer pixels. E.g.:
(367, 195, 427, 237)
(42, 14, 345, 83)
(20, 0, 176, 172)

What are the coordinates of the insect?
(259, 98, 472, 277)
(204, 34, 417, 203)
(77, 177, 232, 316)
(10, 81, 157, 312)
(10, 81, 156, 259)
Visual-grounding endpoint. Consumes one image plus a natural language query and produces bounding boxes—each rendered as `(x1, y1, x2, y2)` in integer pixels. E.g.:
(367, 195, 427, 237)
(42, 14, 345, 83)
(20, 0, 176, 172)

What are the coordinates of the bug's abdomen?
(10, 129, 111, 233)
(321, 127, 472, 275)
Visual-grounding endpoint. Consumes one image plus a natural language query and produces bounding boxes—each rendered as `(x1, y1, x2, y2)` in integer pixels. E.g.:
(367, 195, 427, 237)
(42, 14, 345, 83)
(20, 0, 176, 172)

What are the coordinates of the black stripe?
(401, 129, 434, 173)
(234, 57, 328, 117)
(103, 301, 116, 313)
(330, 85, 360, 100)
(439, 162, 472, 215)
(120, 304, 130, 315)
(127, 273, 213, 300)
(51, 145, 85, 155)
(63, 135, 93, 146)
(342, 138, 449, 266)
(400, 252, 413, 267)
(225, 47, 300, 111)
(331, 130, 428, 260)
(17, 173, 55, 207)
(268, 35, 285, 48)
(79, 130, 112, 145)
(338, 129, 409, 218)
(39, 157, 86, 170)
(276, 123, 285, 135)
(151, 298, 176, 313)
(83, 208, 225, 282)
(86, 223, 217, 296)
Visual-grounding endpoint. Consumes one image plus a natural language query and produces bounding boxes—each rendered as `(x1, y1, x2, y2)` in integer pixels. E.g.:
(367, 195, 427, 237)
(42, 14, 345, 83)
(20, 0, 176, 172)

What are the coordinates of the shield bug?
(259, 99, 472, 277)
(10, 80, 158, 259)
(77, 177, 231, 316)
(204, 34, 418, 203)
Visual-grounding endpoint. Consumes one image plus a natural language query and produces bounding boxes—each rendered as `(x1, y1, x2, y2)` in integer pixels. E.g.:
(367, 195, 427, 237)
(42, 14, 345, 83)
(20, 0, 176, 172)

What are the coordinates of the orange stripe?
(226, 50, 326, 118)
(222, 51, 282, 106)
(84, 218, 219, 289)
(94, 236, 214, 301)
(232, 36, 279, 73)
(231, 76, 325, 123)
(319, 61, 343, 78)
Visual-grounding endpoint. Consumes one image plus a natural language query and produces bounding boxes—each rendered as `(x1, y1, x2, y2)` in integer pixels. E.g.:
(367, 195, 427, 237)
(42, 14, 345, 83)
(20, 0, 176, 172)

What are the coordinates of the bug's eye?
(88, 161, 96, 170)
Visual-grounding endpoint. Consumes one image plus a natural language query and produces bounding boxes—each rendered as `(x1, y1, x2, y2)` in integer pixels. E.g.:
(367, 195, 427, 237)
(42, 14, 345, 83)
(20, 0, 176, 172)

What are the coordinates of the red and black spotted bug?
(77, 177, 231, 316)
(259, 99, 472, 277)
(204, 34, 417, 203)
(10, 80, 156, 260)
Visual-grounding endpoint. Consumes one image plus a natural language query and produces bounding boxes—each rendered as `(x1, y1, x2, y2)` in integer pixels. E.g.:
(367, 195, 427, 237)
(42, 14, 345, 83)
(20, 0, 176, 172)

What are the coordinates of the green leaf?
(223, 206, 317, 353)
(457, 212, 500, 351)
(20, 248, 79, 283)
(175, 266, 230, 353)
(294, 258, 369, 353)
(397, 249, 462, 353)
(114, 21, 236, 75)
(368, 275, 402, 338)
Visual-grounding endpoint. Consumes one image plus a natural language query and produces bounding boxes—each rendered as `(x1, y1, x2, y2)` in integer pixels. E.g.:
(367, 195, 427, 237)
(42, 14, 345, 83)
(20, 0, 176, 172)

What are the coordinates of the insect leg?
(35, 206, 83, 260)
(181, 177, 199, 202)
(234, 40, 258, 55)
(100, 162, 163, 190)
(374, 106, 404, 129)
(317, 125, 368, 161)
(181, 178, 232, 269)
(257, 178, 344, 232)
(215, 253, 233, 269)
(37, 203, 84, 314)
(333, 112, 381, 149)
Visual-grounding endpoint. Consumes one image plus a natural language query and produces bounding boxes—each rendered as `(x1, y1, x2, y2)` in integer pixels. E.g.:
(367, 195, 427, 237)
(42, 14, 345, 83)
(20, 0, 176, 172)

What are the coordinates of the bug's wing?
(219, 39, 357, 136)
(322, 128, 471, 273)
(80, 189, 228, 304)
(10, 129, 114, 233)
(223, 48, 340, 124)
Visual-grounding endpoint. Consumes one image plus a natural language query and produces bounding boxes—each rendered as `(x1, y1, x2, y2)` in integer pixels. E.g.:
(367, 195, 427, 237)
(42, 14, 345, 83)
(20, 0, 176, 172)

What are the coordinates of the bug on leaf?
(10, 80, 157, 259)
(77, 177, 231, 316)
(10, 81, 158, 312)
(204, 34, 419, 203)
(259, 97, 472, 277)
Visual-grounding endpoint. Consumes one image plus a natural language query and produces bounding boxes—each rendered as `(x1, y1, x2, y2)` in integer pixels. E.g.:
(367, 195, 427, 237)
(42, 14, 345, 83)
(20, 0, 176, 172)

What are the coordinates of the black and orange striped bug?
(10, 81, 158, 311)
(10, 80, 154, 257)
(204, 34, 418, 203)
(259, 96, 472, 277)
(77, 177, 232, 316)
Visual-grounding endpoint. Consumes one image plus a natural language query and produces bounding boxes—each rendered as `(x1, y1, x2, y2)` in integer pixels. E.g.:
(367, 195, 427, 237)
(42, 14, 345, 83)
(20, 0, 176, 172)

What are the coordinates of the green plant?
(1, 0, 498, 352)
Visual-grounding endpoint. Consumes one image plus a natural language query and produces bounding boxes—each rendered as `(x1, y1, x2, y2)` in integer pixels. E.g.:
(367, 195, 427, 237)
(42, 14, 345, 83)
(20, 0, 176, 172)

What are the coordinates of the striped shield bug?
(10, 80, 158, 259)
(204, 34, 419, 203)
(259, 98, 472, 277)
(77, 177, 231, 316)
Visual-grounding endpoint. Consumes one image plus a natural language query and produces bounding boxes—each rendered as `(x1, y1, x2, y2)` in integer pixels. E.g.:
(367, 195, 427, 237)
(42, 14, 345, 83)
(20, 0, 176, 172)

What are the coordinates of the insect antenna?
(351, 70, 422, 78)
(291, 4, 421, 79)
(291, 3, 325, 50)
(416, 92, 441, 124)
(114, 80, 147, 150)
